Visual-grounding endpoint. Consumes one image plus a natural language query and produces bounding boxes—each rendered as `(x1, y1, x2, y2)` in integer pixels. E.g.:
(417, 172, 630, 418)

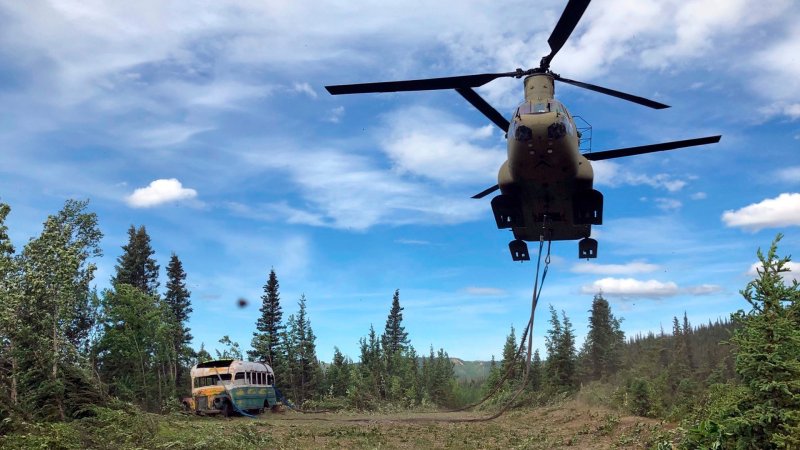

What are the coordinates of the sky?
(1, 0, 799, 362)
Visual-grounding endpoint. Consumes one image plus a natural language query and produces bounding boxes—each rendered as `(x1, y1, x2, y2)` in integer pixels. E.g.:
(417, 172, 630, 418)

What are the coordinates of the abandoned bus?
(185, 359, 278, 416)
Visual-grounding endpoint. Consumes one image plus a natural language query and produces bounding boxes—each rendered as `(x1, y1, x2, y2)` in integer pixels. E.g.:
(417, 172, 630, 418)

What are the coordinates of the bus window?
(234, 372, 245, 385)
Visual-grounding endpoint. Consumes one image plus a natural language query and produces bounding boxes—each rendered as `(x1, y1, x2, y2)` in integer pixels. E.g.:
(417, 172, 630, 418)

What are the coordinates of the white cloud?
(380, 106, 505, 184)
(326, 106, 345, 123)
(136, 123, 213, 147)
(592, 160, 688, 192)
(691, 192, 707, 200)
(581, 277, 679, 298)
(572, 260, 661, 275)
(655, 198, 682, 211)
(395, 239, 431, 245)
(462, 286, 507, 296)
(240, 145, 485, 230)
(775, 166, 800, 184)
(685, 284, 723, 295)
(291, 82, 317, 99)
(125, 178, 197, 208)
(747, 260, 800, 283)
(722, 193, 800, 231)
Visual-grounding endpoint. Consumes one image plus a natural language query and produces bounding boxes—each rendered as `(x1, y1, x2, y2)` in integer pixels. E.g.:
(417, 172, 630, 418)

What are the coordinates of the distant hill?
(450, 358, 492, 381)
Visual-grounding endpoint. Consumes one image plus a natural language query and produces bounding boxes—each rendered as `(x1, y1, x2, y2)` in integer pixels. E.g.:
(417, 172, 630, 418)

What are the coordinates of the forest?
(1, 199, 799, 449)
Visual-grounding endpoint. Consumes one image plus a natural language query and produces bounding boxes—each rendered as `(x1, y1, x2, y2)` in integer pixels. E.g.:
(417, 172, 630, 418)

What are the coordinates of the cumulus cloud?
(593, 160, 688, 192)
(685, 284, 723, 295)
(722, 193, 800, 231)
(571, 260, 661, 275)
(581, 278, 679, 298)
(582, 278, 723, 299)
(462, 286, 507, 296)
(291, 82, 317, 98)
(655, 198, 682, 211)
(380, 106, 505, 184)
(775, 166, 800, 184)
(326, 106, 345, 123)
(125, 178, 197, 208)
(240, 145, 485, 230)
(690, 192, 707, 200)
(747, 260, 800, 283)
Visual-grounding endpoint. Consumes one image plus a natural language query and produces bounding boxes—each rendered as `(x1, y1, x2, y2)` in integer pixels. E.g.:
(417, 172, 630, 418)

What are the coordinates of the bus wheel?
(222, 400, 233, 418)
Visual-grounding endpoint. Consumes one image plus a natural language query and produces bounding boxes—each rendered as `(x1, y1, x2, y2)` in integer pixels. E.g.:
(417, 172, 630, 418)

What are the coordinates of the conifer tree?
(722, 236, 800, 447)
(582, 293, 624, 380)
(15, 200, 103, 420)
(382, 289, 409, 355)
(285, 295, 321, 402)
(113, 225, 159, 296)
(249, 268, 283, 366)
(501, 325, 521, 381)
(215, 335, 242, 360)
(0, 202, 19, 411)
(545, 305, 577, 391)
(164, 253, 192, 386)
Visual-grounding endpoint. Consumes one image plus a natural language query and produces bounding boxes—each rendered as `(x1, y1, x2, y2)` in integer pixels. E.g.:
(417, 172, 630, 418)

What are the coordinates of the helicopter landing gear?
(491, 194, 523, 229)
(573, 189, 603, 225)
(579, 238, 598, 259)
(509, 239, 530, 261)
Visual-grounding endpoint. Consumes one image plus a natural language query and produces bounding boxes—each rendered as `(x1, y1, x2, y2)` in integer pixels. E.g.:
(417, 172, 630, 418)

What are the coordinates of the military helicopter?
(326, 0, 720, 261)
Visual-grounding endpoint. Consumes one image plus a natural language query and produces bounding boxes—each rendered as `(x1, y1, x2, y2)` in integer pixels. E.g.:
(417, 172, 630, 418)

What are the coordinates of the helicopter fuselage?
(495, 73, 596, 243)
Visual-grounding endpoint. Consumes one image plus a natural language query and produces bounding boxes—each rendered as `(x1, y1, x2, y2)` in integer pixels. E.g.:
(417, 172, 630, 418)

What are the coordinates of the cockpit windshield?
(516, 102, 550, 115)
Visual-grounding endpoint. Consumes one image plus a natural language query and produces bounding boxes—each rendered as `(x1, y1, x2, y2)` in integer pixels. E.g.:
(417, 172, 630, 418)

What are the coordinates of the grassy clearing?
(1, 400, 677, 449)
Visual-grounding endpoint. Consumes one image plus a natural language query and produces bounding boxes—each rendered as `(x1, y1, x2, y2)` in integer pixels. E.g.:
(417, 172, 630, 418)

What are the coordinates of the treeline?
(244, 275, 458, 409)
(486, 235, 799, 448)
(0, 200, 196, 428)
(0, 199, 460, 432)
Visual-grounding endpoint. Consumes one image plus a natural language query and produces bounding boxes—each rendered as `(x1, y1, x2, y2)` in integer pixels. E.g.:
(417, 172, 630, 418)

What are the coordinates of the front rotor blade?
(555, 75, 670, 109)
(326, 72, 519, 95)
(584, 136, 721, 161)
(546, 0, 591, 62)
(456, 88, 510, 132)
(471, 184, 500, 199)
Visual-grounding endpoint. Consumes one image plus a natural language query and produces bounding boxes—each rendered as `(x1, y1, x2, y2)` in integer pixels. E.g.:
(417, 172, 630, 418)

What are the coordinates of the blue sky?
(1, 0, 798, 362)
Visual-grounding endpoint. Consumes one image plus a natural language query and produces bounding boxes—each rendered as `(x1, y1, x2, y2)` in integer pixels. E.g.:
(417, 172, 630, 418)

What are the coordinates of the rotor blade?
(326, 72, 519, 95)
(584, 135, 721, 161)
(471, 184, 500, 199)
(546, 0, 591, 61)
(554, 74, 670, 109)
(455, 88, 510, 132)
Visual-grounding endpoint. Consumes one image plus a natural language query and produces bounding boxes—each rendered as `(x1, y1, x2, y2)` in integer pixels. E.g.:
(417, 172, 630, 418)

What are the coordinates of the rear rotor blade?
(543, 0, 592, 67)
(456, 88, 510, 132)
(326, 72, 520, 95)
(555, 74, 670, 109)
(584, 136, 721, 161)
(471, 184, 500, 199)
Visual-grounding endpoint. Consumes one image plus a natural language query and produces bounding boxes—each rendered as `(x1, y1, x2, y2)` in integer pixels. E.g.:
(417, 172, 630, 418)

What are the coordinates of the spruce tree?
(500, 325, 521, 381)
(583, 293, 624, 380)
(113, 225, 159, 296)
(249, 268, 283, 366)
(286, 295, 321, 402)
(164, 253, 192, 386)
(725, 235, 800, 447)
(382, 289, 409, 355)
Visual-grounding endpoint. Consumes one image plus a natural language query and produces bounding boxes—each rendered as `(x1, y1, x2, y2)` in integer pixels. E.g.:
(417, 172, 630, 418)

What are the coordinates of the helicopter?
(325, 0, 721, 261)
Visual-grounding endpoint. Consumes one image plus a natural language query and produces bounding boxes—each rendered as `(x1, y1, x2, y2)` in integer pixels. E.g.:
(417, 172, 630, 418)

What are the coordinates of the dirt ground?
(220, 400, 675, 449)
